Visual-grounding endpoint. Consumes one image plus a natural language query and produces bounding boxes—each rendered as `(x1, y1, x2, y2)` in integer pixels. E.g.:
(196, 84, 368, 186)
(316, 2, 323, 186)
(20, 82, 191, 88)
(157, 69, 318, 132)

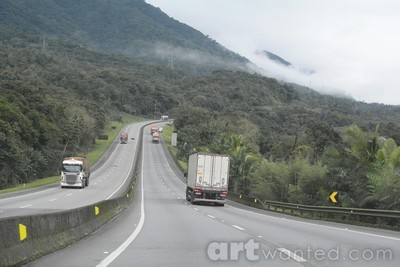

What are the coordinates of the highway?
(25, 123, 400, 266)
(0, 121, 148, 218)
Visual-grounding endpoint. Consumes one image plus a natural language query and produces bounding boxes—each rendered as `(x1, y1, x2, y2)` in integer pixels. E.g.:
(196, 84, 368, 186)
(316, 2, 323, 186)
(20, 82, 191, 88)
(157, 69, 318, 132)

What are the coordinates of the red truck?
(120, 132, 128, 144)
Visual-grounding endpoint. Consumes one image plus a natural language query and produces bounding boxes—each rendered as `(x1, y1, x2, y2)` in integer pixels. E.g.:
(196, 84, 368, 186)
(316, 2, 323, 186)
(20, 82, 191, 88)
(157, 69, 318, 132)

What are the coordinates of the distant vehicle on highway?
(120, 132, 128, 144)
(186, 153, 230, 206)
(150, 124, 158, 135)
(152, 131, 160, 143)
(60, 157, 90, 188)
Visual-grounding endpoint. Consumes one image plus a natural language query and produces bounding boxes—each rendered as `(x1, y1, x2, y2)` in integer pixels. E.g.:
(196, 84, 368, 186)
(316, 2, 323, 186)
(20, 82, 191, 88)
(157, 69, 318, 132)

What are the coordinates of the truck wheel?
(185, 187, 190, 201)
(190, 193, 195, 204)
(85, 179, 89, 187)
(81, 180, 85, 189)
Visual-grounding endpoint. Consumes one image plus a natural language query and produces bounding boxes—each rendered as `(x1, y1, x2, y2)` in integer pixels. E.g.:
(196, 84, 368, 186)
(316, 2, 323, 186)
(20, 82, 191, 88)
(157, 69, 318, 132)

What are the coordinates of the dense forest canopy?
(0, 0, 249, 74)
(0, 0, 399, 211)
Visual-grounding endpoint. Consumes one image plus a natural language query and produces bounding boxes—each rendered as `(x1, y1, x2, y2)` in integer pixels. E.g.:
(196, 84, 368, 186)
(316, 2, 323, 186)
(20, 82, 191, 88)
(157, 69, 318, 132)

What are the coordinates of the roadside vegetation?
(169, 108, 400, 211)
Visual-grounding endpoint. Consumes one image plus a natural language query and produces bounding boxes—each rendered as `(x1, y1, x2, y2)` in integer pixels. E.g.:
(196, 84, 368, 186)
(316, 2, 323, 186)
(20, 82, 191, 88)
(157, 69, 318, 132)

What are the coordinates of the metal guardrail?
(227, 192, 400, 228)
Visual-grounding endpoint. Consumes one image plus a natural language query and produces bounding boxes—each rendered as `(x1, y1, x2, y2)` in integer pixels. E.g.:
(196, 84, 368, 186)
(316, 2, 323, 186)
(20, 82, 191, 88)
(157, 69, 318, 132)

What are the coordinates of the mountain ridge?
(0, 0, 249, 74)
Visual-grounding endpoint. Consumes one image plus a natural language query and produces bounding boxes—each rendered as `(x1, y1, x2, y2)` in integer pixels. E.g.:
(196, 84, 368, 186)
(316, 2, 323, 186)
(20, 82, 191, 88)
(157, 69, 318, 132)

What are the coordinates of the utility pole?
(168, 54, 174, 69)
(41, 36, 47, 54)
(154, 100, 158, 119)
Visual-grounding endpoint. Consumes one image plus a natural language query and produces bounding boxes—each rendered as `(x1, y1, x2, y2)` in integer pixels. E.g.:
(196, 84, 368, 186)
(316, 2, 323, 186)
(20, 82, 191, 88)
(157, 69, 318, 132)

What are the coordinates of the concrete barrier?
(0, 197, 130, 266)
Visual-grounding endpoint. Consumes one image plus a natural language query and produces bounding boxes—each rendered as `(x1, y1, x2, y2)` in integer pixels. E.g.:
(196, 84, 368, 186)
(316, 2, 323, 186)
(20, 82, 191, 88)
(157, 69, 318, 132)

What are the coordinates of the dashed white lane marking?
(278, 248, 307, 262)
(49, 198, 57, 202)
(19, 204, 33, 209)
(66, 193, 73, 197)
(207, 215, 216, 219)
(232, 225, 245, 231)
(194, 208, 199, 211)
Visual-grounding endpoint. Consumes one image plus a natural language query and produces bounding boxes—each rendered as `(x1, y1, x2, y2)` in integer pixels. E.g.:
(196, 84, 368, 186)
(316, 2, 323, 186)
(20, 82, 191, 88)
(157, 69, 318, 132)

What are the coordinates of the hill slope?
(0, 0, 249, 73)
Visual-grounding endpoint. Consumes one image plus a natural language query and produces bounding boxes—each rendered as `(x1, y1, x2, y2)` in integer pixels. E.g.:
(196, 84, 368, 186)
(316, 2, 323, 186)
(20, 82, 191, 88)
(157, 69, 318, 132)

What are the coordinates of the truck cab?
(60, 157, 90, 189)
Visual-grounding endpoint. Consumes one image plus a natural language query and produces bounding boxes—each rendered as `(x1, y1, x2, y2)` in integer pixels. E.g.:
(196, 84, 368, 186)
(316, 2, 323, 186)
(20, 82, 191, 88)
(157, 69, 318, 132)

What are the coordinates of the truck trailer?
(60, 157, 90, 188)
(186, 153, 230, 206)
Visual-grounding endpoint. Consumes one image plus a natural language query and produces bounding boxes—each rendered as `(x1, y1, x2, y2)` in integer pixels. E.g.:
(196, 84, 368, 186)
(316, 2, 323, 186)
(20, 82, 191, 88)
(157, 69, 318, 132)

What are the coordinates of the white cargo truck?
(60, 157, 90, 189)
(186, 153, 230, 206)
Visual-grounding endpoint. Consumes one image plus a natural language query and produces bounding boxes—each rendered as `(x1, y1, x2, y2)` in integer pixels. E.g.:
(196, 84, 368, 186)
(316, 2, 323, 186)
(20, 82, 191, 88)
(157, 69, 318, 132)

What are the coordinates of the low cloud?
(146, 0, 400, 105)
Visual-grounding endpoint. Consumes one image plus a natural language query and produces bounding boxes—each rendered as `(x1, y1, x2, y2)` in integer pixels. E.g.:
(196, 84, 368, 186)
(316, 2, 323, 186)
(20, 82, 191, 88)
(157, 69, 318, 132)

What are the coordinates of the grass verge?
(162, 125, 187, 172)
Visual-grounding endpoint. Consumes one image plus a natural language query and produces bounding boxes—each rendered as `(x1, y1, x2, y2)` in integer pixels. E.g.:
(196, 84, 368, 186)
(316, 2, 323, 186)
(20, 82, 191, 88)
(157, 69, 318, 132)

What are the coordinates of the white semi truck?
(186, 153, 230, 206)
(60, 157, 90, 188)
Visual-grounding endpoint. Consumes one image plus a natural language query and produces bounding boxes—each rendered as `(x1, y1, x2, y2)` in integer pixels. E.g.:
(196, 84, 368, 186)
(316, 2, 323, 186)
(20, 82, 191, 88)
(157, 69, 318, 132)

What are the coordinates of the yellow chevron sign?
(330, 192, 338, 203)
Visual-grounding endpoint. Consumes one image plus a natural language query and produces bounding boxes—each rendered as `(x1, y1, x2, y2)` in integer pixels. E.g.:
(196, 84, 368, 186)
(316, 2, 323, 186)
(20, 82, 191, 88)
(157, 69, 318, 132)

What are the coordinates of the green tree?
(250, 159, 289, 202)
(287, 156, 327, 204)
(215, 133, 259, 194)
(370, 138, 400, 209)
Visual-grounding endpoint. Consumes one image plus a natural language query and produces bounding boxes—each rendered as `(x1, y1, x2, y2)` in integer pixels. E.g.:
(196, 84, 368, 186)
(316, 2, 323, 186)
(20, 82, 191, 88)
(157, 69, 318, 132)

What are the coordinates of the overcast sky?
(145, 0, 400, 105)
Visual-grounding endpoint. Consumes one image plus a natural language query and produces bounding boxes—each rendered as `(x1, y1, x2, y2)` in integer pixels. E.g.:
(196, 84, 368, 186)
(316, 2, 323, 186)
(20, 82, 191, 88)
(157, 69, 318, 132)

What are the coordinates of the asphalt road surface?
(26, 123, 400, 267)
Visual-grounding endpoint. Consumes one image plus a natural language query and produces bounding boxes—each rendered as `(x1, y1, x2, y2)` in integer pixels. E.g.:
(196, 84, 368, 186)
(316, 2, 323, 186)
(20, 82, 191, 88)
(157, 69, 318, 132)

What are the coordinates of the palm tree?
(217, 133, 259, 194)
(371, 138, 400, 209)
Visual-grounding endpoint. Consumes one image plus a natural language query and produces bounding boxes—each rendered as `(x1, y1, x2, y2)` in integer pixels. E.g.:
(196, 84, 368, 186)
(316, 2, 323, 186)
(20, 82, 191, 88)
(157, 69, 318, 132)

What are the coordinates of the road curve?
(0, 121, 150, 218)
(26, 123, 400, 267)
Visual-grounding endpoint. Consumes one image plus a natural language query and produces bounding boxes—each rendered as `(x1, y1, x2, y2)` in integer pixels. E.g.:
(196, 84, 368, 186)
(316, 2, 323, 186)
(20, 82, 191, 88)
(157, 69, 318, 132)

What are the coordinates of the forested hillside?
(0, 0, 248, 74)
(0, 1, 399, 210)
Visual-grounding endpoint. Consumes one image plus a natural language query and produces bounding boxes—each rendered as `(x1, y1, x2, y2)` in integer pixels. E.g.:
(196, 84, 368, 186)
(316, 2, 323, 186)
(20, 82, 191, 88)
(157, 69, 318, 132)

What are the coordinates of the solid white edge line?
(277, 248, 307, 262)
(96, 129, 146, 267)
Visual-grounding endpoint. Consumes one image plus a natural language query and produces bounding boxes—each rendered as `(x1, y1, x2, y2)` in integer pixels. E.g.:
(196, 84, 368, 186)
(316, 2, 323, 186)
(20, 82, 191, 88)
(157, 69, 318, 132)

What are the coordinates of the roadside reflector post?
(19, 224, 27, 241)
(95, 206, 100, 216)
